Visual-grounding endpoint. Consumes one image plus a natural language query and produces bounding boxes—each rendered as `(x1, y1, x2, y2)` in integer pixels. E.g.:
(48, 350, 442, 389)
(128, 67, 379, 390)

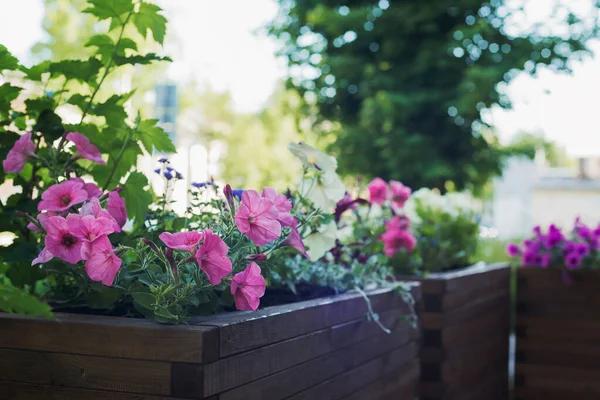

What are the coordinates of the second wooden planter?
(401, 262, 511, 400)
(515, 267, 600, 399)
(0, 284, 420, 400)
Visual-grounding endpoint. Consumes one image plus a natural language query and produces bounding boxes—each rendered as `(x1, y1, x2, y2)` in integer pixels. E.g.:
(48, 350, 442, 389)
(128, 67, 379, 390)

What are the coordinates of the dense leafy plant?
(394, 189, 480, 274)
(506, 218, 600, 278)
(268, 0, 599, 192)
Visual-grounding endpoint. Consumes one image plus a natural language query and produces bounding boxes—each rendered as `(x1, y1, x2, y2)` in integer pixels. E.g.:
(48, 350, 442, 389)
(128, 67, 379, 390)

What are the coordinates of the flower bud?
(246, 253, 267, 262)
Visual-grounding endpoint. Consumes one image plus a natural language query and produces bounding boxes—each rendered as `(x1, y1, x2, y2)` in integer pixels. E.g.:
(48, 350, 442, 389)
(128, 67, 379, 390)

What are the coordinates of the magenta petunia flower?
(80, 197, 121, 232)
(576, 242, 591, 257)
(262, 187, 294, 227)
(565, 252, 582, 270)
(540, 254, 551, 268)
(32, 248, 54, 265)
(159, 231, 204, 253)
(44, 216, 83, 264)
(506, 243, 521, 257)
(3, 132, 36, 173)
(66, 214, 117, 260)
(366, 177, 387, 205)
(195, 229, 232, 285)
(71, 178, 102, 200)
(381, 227, 416, 257)
(386, 215, 411, 231)
(106, 191, 127, 228)
(388, 180, 411, 209)
(84, 236, 122, 286)
(235, 190, 281, 246)
(38, 180, 89, 212)
(66, 132, 105, 165)
(231, 262, 266, 311)
(283, 218, 309, 258)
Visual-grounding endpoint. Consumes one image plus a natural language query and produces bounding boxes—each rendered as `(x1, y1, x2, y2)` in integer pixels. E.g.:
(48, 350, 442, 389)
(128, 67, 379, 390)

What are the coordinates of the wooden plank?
(217, 324, 417, 400)
(201, 308, 409, 396)
(517, 337, 600, 359)
(517, 348, 600, 370)
(0, 348, 171, 396)
(398, 275, 445, 295)
(0, 380, 192, 400)
(441, 274, 510, 312)
(286, 342, 418, 400)
(191, 284, 420, 357)
(446, 372, 508, 400)
(0, 313, 218, 363)
(515, 364, 600, 395)
(343, 360, 419, 400)
(516, 316, 600, 342)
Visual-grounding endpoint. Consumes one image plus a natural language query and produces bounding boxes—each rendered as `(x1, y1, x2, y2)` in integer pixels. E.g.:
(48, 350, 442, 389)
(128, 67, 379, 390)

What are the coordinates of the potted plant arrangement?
(0, 2, 419, 399)
(507, 219, 600, 399)
(332, 183, 510, 399)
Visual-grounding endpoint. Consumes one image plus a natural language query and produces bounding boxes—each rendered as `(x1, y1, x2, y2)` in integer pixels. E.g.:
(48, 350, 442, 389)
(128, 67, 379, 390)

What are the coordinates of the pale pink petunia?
(231, 262, 266, 311)
(381, 228, 416, 257)
(67, 214, 116, 243)
(235, 190, 281, 246)
(3, 132, 36, 173)
(27, 211, 60, 233)
(44, 216, 83, 264)
(284, 218, 309, 258)
(106, 191, 127, 228)
(32, 248, 54, 265)
(80, 197, 121, 232)
(38, 180, 88, 212)
(84, 236, 122, 286)
(388, 181, 411, 209)
(159, 231, 204, 253)
(195, 229, 232, 285)
(386, 215, 411, 232)
(71, 178, 102, 200)
(66, 132, 105, 165)
(261, 187, 294, 227)
(367, 178, 388, 205)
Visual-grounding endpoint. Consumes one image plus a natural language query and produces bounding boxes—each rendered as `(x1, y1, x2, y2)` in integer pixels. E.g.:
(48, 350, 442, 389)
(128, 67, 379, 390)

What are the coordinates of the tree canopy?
(268, 0, 599, 191)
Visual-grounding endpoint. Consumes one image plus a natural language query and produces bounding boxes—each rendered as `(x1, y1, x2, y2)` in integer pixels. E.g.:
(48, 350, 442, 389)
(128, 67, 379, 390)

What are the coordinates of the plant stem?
(102, 127, 134, 191)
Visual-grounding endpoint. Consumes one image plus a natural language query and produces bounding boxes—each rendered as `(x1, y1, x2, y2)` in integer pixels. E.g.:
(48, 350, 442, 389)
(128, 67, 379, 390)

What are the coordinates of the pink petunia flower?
(106, 191, 127, 228)
(3, 132, 36, 173)
(386, 215, 411, 231)
(284, 218, 309, 258)
(44, 216, 83, 264)
(80, 197, 121, 232)
(32, 248, 54, 265)
(195, 229, 232, 285)
(381, 228, 416, 257)
(66, 214, 117, 259)
(235, 190, 281, 246)
(27, 211, 60, 233)
(159, 231, 204, 253)
(38, 180, 89, 212)
(84, 236, 122, 286)
(262, 187, 294, 227)
(71, 178, 102, 200)
(231, 262, 266, 311)
(66, 132, 105, 165)
(388, 181, 411, 209)
(367, 178, 388, 205)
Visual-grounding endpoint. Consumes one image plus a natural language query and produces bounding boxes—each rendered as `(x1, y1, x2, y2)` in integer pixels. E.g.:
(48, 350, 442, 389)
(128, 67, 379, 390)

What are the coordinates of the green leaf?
(116, 38, 138, 56)
(21, 61, 50, 81)
(121, 171, 153, 227)
(67, 94, 90, 111)
(48, 58, 102, 84)
(133, 3, 167, 44)
(0, 45, 19, 71)
(132, 291, 155, 311)
(85, 34, 114, 61)
(0, 84, 22, 115)
(137, 119, 176, 153)
(113, 53, 172, 66)
(25, 96, 55, 114)
(35, 109, 64, 141)
(83, 0, 134, 21)
(89, 94, 130, 127)
(0, 283, 53, 317)
(91, 140, 142, 188)
(87, 285, 124, 309)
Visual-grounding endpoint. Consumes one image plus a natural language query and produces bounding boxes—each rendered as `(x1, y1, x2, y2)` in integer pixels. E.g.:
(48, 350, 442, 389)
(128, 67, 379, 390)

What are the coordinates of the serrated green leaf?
(35, 109, 64, 141)
(48, 58, 102, 84)
(67, 94, 89, 111)
(133, 3, 167, 45)
(0, 45, 19, 71)
(113, 53, 172, 66)
(0, 84, 22, 116)
(91, 140, 142, 188)
(137, 119, 175, 153)
(121, 171, 153, 227)
(85, 34, 114, 61)
(20, 61, 50, 81)
(116, 38, 138, 56)
(83, 0, 134, 21)
(0, 283, 53, 317)
(89, 94, 129, 127)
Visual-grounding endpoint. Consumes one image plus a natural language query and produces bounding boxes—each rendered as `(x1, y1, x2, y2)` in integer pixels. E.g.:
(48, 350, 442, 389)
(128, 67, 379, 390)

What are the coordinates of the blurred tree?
(506, 131, 572, 168)
(268, 0, 599, 192)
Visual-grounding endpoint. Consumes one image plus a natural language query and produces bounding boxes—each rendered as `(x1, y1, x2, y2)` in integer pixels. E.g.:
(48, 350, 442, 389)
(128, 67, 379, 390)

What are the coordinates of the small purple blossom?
(565, 252, 582, 270)
(540, 254, 550, 268)
(192, 182, 207, 189)
(159, 158, 169, 163)
(576, 242, 590, 257)
(164, 171, 173, 180)
(154, 168, 161, 174)
(506, 243, 521, 257)
(232, 189, 244, 200)
(175, 171, 183, 180)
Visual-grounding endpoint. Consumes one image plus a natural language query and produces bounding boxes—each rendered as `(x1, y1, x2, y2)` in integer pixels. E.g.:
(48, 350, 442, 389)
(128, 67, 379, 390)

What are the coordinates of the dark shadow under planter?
(398, 262, 511, 400)
(515, 267, 600, 399)
(0, 284, 420, 400)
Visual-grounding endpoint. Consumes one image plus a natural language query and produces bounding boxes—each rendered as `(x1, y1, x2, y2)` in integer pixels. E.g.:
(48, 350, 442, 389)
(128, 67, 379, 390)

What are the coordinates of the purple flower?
(522, 251, 540, 267)
(576, 242, 590, 257)
(192, 182, 207, 189)
(533, 225, 542, 236)
(159, 158, 169, 163)
(565, 252, 582, 270)
(164, 171, 173, 180)
(232, 189, 244, 200)
(154, 168, 161, 174)
(540, 254, 550, 268)
(506, 243, 521, 257)
(175, 171, 183, 180)
(563, 241, 577, 254)
(544, 230, 563, 249)
(577, 225, 592, 240)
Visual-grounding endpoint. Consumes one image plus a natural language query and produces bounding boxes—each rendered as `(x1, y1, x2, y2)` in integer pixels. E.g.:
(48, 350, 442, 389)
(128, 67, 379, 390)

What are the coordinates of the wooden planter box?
(0, 284, 420, 400)
(515, 268, 600, 399)
(400, 262, 511, 400)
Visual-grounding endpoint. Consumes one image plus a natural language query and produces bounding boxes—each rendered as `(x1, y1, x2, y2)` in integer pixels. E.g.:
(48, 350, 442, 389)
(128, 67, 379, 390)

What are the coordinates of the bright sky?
(1, 0, 599, 156)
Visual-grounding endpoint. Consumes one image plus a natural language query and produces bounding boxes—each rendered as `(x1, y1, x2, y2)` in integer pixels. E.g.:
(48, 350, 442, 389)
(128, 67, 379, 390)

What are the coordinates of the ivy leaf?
(35, 109, 64, 141)
(133, 3, 167, 45)
(91, 140, 142, 189)
(83, 0, 134, 22)
(0, 45, 19, 71)
(48, 58, 102, 84)
(121, 171, 153, 227)
(137, 119, 175, 153)
(113, 53, 172, 66)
